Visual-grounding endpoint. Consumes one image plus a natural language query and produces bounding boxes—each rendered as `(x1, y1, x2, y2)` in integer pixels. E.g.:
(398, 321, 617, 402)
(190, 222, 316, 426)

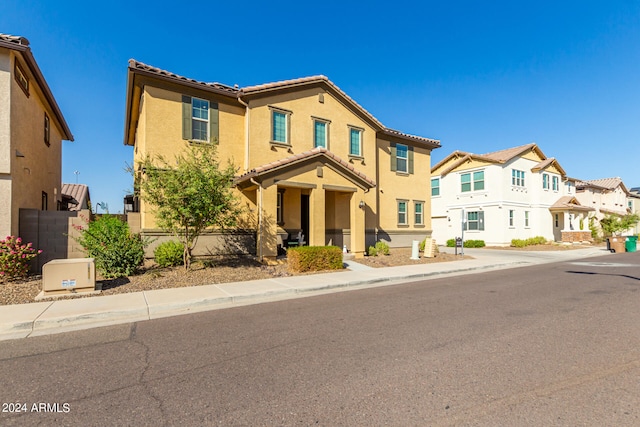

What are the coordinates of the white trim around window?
(270, 106, 292, 146)
(397, 200, 408, 225)
(414, 201, 424, 225)
(312, 117, 330, 149)
(348, 126, 364, 158)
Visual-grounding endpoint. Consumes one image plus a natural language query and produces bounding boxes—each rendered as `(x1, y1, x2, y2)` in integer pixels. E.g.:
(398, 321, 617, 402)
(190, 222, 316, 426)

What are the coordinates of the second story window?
(552, 176, 559, 191)
(272, 110, 289, 144)
(191, 98, 209, 141)
(542, 173, 549, 189)
(349, 127, 362, 157)
(396, 144, 408, 173)
(44, 113, 50, 146)
(512, 169, 525, 187)
(461, 171, 484, 192)
(313, 119, 328, 148)
(431, 178, 440, 196)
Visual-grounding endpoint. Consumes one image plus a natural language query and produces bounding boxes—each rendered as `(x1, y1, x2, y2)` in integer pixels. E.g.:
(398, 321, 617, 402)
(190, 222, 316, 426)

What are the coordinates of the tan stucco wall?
(0, 49, 11, 237)
(377, 139, 432, 234)
(135, 84, 246, 230)
(2, 50, 63, 237)
(131, 77, 436, 249)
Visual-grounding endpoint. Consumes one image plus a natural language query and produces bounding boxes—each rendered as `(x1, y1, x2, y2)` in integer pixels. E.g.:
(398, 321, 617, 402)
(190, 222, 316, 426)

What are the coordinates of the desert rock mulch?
(0, 244, 595, 306)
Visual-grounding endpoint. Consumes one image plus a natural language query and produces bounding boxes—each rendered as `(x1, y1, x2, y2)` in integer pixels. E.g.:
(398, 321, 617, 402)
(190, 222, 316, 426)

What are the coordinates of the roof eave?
(1, 39, 74, 141)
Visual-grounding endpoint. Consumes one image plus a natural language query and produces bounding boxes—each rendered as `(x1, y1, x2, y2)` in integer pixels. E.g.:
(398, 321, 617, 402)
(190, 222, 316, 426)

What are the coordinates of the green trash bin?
(626, 236, 638, 252)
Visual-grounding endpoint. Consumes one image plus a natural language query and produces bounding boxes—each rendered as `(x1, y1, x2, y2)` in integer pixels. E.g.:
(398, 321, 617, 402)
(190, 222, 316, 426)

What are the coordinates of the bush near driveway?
(287, 246, 343, 273)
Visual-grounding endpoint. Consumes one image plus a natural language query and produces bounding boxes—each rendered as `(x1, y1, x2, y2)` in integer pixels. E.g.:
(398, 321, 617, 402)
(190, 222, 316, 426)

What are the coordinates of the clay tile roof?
(241, 75, 330, 93)
(235, 147, 376, 188)
(481, 143, 538, 162)
(61, 183, 91, 211)
(381, 128, 440, 148)
(550, 196, 593, 212)
(128, 60, 239, 95)
(0, 33, 30, 46)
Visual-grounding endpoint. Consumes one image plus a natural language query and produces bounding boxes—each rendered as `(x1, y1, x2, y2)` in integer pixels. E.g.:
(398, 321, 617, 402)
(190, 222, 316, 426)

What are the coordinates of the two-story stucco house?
(123, 60, 440, 261)
(0, 34, 74, 238)
(575, 177, 632, 236)
(431, 143, 593, 246)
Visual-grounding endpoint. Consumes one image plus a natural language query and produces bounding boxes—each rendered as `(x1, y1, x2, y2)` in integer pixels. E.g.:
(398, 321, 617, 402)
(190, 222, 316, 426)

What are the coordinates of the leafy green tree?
(600, 213, 640, 237)
(137, 144, 240, 269)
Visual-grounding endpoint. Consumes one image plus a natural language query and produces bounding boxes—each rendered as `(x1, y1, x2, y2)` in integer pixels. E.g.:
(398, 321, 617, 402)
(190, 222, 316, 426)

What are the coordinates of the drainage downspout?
(237, 94, 250, 171)
(250, 177, 262, 261)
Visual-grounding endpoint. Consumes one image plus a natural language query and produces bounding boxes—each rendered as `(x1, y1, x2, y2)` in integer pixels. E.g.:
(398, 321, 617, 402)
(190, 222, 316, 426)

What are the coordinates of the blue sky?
(2, 0, 639, 212)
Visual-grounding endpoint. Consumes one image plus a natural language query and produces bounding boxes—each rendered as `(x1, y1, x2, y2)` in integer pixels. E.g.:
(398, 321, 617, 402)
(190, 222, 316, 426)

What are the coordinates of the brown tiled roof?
(128, 60, 239, 96)
(380, 128, 440, 148)
(125, 60, 439, 148)
(0, 33, 29, 45)
(61, 183, 90, 211)
(531, 157, 566, 175)
(549, 196, 593, 212)
(0, 33, 73, 141)
(481, 143, 539, 162)
(575, 177, 630, 196)
(235, 147, 376, 188)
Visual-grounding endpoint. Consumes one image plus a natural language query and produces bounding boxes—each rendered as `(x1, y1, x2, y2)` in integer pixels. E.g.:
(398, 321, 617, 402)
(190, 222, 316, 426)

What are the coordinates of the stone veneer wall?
(561, 231, 592, 243)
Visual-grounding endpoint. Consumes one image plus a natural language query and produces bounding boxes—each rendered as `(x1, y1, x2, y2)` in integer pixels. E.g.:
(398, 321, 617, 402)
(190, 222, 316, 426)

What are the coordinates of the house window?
(14, 61, 29, 97)
(461, 171, 484, 192)
(44, 113, 50, 146)
(397, 200, 408, 225)
(349, 127, 362, 157)
(271, 109, 290, 144)
(431, 178, 440, 196)
(191, 97, 209, 141)
(276, 191, 284, 225)
(313, 119, 328, 148)
(542, 173, 549, 189)
(509, 210, 514, 227)
(41, 192, 48, 211)
(552, 176, 559, 191)
(465, 211, 484, 231)
(525, 211, 530, 227)
(555, 214, 559, 228)
(512, 169, 525, 187)
(396, 144, 408, 173)
(414, 202, 424, 225)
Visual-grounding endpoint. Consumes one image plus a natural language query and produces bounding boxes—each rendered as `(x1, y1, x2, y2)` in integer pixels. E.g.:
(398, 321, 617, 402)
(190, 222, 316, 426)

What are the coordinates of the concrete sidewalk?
(0, 246, 610, 341)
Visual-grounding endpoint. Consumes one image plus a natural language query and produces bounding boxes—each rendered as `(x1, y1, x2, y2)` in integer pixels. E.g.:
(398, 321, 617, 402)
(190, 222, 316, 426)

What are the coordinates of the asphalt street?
(1, 251, 639, 426)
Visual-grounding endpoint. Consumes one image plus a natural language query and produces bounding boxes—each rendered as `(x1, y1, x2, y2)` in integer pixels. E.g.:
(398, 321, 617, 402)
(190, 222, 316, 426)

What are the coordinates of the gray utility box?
(41, 258, 96, 297)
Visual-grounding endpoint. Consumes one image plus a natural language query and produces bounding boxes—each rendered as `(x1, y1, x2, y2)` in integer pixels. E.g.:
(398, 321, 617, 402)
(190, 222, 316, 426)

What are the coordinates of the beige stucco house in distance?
(123, 60, 440, 261)
(0, 34, 74, 237)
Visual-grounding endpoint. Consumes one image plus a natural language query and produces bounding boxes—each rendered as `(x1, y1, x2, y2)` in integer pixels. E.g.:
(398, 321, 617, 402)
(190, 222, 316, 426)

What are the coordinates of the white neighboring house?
(575, 177, 633, 236)
(629, 187, 640, 235)
(431, 143, 594, 246)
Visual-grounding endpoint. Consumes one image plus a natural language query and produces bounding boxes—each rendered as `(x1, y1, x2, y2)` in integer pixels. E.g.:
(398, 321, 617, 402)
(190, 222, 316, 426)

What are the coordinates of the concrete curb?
(0, 248, 613, 341)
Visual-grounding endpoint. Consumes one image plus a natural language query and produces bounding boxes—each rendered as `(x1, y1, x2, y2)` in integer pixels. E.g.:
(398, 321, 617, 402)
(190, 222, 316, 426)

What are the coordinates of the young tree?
(600, 213, 640, 237)
(138, 144, 240, 269)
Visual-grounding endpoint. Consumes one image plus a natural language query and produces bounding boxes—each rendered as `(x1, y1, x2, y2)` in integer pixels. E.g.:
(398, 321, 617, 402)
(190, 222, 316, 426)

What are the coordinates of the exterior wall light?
(359, 201, 365, 209)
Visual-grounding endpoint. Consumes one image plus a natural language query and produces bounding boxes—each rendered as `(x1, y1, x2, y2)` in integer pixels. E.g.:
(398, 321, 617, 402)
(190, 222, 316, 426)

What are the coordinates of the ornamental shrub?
(287, 246, 343, 273)
(154, 240, 184, 267)
(0, 236, 42, 281)
(374, 241, 390, 255)
(446, 239, 485, 248)
(367, 245, 377, 256)
(75, 215, 148, 278)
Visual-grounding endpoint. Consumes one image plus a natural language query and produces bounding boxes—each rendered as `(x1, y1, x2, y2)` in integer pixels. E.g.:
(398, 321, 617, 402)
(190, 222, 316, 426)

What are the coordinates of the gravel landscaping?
(0, 244, 595, 306)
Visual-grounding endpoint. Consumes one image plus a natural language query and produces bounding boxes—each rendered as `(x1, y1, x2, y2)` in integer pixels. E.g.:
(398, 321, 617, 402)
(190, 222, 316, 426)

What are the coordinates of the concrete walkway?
(0, 246, 611, 341)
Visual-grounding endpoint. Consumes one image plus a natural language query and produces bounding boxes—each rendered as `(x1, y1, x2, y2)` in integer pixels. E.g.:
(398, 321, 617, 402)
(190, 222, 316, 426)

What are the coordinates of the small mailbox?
(40, 258, 96, 298)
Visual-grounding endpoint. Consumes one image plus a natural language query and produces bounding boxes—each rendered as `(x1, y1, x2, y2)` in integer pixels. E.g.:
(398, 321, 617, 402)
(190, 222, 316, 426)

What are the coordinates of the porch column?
(349, 190, 366, 258)
(309, 187, 326, 246)
(257, 184, 278, 263)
